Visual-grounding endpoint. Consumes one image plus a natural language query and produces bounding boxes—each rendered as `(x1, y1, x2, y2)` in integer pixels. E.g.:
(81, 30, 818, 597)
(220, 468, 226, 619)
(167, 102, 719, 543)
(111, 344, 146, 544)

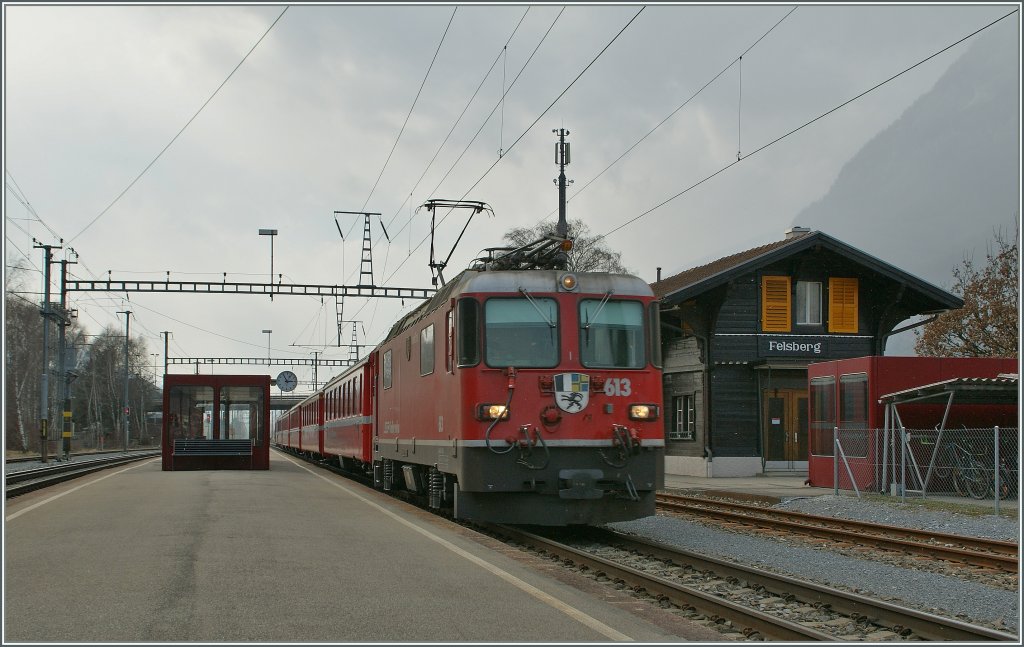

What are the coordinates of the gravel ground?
(777, 493, 1020, 541)
(609, 494, 1020, 634)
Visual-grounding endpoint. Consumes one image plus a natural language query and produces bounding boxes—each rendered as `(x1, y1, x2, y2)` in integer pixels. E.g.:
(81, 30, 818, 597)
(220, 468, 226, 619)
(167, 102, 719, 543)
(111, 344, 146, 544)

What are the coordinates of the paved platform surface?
(663, 473, 831, 504)
(662, 472, 1018, 511)
(5, 450, 719, 643)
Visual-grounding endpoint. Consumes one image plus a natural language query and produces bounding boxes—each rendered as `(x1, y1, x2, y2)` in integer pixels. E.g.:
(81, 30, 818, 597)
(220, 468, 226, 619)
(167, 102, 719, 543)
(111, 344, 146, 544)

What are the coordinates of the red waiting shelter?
(162, 374, 271, 470)
(806, 356, 1017, 489)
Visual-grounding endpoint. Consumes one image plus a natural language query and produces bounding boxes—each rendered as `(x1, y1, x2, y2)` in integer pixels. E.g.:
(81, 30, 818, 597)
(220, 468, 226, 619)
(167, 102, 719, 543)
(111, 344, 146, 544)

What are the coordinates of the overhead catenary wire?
(533, 6, 798, 227)
(337, 7, 637, 329)
(67, 6, 290, 245)
(355, 6, 458, 223)
(5, 172, 64, 242)
(360, 6, 563, 288)
(379, 6, 647, 289)
(375, 6, 532, 269)
(596, 8, 1019, 243)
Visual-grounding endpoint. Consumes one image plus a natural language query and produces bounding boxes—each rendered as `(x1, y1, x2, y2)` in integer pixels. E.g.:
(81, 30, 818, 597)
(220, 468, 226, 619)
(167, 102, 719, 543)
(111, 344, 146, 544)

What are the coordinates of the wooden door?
(764, 389, 809, 464)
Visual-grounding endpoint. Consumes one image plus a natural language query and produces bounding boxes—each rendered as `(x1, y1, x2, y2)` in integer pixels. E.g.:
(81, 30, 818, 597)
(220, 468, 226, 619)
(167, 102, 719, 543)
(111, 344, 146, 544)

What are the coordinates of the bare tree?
(502, 218, 632, 274)
(5, 265, 45, 452)
(915, 226, 1019, 357)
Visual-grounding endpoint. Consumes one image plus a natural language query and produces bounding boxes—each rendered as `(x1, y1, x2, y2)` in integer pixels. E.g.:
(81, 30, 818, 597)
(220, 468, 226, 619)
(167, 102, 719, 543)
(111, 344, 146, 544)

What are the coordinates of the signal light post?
(259, 229, 278, 301)
(553, 128, 571, 269)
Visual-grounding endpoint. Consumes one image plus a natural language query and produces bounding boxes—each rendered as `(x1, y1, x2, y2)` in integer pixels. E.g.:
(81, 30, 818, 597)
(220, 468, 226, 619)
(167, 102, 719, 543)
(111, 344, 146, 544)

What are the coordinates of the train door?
(763, 389, 809, 471)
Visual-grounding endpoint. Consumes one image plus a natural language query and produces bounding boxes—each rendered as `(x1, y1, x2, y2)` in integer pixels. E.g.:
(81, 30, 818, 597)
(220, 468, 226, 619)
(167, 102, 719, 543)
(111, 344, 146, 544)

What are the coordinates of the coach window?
(383, 349, 393, 389)
(457, 298, 480, 366)
(484, 297, 558, 368)
(580, 299, 644, 369)
(420, 324, 435, 376)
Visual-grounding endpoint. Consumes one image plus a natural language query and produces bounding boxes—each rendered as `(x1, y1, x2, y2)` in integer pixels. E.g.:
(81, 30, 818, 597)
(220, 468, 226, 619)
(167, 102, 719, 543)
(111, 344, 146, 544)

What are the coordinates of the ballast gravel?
(609, 494, 1020, 634)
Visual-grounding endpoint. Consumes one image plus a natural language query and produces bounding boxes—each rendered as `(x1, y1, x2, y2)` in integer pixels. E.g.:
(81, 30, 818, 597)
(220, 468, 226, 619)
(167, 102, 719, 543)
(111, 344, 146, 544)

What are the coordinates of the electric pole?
(161, 331, 171, 378)
(58, 252, 79, 461)
(117, 310, 132, 452)
(34, 239, 61, 463)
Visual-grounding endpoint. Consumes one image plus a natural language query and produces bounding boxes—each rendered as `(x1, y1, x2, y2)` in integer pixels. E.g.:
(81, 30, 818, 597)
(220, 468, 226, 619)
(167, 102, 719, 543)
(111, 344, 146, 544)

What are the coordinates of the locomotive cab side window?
(648, 302, 662, 368)
(484, 297, 558, 367)
(457, 298, 480, 367)
(579, 299, 644, 368)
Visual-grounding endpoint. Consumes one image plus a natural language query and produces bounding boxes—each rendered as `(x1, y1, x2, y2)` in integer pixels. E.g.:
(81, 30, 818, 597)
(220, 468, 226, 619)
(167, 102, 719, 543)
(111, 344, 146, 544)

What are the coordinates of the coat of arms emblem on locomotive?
(553, 373, 590, 413)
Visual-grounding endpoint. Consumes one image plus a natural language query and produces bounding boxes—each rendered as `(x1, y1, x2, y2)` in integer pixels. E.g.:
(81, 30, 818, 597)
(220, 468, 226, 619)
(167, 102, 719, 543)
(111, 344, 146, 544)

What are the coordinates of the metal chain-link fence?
(831, 426, 1018, 512)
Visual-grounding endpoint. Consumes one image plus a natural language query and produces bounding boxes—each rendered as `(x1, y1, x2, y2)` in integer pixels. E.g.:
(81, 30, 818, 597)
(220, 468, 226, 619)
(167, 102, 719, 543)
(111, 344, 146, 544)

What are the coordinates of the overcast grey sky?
(4, 3, 1020, 389)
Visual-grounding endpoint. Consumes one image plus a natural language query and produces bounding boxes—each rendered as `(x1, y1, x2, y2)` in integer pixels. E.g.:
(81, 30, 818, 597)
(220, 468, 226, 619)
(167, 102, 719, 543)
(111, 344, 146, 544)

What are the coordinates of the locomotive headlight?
(560, 273, 578, 291)
(476, 404, 510, 421)
(629, 404, 659, 421)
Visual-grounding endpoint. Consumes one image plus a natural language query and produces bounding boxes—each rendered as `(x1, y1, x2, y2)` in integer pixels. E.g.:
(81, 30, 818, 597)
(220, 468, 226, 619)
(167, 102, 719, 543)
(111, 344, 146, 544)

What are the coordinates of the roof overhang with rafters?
(879, 375, 1020, 406)
(651, 230, 963, 312)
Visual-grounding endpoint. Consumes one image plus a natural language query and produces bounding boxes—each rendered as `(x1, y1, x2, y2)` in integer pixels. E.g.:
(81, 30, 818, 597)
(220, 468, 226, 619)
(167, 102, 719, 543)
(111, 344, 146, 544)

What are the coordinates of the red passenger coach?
(162, 374, 271, 470)
(322, 357, 375, 468)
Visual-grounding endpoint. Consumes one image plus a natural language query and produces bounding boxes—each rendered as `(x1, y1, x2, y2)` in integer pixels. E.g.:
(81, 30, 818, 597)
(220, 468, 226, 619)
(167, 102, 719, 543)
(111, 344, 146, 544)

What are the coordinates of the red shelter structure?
(162, 374, 271, 470)
(807, 356, 1017, 489)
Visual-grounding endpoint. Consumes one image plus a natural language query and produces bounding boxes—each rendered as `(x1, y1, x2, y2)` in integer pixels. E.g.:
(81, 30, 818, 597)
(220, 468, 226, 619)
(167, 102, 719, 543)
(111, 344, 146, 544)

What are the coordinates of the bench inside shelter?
(172, 439, 254, 470)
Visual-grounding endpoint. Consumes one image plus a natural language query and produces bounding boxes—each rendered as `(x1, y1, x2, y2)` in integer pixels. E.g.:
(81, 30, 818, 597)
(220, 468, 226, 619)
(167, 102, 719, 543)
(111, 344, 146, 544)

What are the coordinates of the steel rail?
(5, 452, 160, 498)
(657, 494, 1019, 572)
(484, 523, 837, 641)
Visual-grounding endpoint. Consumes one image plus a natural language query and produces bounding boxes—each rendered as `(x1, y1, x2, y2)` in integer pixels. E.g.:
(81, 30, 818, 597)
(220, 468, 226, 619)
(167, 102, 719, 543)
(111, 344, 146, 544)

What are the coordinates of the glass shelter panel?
(167, 386, 215, 441)
(839, 373, 869, 458)
(809, 376, 835, 456)
(580, 300, 645, 369)
(219, 386, 265, 444)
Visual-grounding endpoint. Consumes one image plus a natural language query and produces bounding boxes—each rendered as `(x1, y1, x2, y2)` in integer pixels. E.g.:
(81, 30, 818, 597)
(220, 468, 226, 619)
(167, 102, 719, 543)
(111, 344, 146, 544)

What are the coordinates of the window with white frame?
(795, 281, 822, 325)
(669, 394, 695, 441)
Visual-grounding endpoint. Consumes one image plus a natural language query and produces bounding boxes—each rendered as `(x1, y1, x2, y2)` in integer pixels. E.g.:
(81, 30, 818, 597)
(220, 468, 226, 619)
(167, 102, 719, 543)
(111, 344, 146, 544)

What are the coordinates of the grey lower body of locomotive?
(374, 441, 664, 526)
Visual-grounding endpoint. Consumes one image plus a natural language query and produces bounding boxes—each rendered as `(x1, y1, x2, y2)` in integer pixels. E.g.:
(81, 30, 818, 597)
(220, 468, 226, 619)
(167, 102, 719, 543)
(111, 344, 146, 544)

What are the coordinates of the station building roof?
(651, 228, 963, 313)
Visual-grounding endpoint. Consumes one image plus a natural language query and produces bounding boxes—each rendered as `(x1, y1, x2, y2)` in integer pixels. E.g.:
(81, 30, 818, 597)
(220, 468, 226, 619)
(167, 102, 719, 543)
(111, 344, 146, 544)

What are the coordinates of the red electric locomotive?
(277, 265, 664, 526)
(374, 267, 664, 525)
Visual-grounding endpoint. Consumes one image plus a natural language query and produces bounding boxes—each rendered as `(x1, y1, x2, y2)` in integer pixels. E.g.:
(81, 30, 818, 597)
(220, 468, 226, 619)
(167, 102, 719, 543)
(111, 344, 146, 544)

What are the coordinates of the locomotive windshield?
(484, 298, 558, 367)
(579, 299, 645, 368)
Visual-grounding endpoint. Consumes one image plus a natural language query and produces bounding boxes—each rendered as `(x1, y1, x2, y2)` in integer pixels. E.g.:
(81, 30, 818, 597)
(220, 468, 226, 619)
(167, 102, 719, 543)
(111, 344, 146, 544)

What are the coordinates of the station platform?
(662, 472, 1018, 512)
(4, 451, 715, 643)
(662, 472, 830, 504)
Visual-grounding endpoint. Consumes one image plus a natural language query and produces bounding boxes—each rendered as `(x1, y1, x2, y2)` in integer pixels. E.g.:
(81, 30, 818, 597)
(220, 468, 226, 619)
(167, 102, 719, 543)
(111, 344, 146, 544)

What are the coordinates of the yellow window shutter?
(761, 276, 791, 332)
(828, 278, 858, 333)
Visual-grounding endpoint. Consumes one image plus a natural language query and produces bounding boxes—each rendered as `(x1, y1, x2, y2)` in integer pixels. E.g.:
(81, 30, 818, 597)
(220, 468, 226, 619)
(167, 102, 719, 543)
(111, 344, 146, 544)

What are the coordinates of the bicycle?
(932, 440, 991, 500)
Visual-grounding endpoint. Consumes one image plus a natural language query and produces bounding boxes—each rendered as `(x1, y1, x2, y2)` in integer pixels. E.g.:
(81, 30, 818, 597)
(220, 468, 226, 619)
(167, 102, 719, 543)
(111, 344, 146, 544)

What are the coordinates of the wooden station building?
(651, 227, 963, 477)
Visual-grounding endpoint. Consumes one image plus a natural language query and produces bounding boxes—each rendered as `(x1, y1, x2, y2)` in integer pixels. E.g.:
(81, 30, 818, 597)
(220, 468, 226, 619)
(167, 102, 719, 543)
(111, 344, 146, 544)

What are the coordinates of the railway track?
(5, 451, 160, 498)
(657, 493, 1019, 573)
(280, 450, 1016, 639)
(485, 523, 1018, 642)
(5, 449, 158, 464)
